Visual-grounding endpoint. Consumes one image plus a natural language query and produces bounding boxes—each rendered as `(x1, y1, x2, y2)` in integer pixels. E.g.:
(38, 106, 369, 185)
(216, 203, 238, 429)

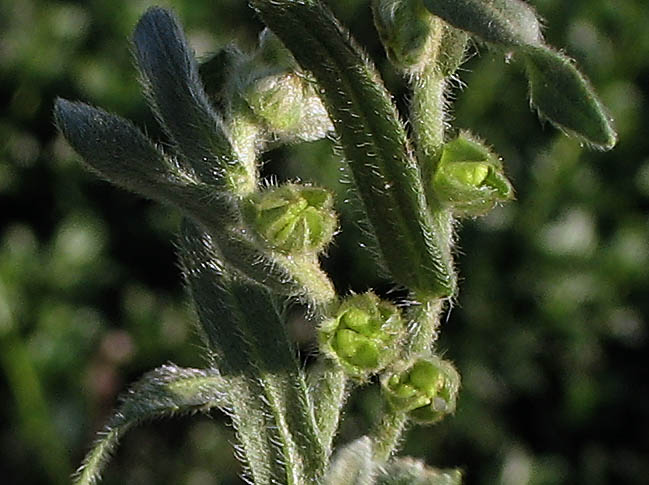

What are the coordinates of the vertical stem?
(309, 358, 348, 457)
(370, 408, 409, 462)
(405, 296, 444, 358)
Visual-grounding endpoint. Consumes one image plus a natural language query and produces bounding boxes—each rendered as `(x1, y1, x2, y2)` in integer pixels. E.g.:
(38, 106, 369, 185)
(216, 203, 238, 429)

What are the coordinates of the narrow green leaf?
(73, 364, 229, 485)
(133, 7, 255, 193)
(422, 0, 543, 47)
(377, 457, 462, 485)
(179, 222, 289, 483)
(251, 0, 456, 297)
(521, 46, 617, 150)
(325, 437, 377, 485)
(179, 220, 327, 483)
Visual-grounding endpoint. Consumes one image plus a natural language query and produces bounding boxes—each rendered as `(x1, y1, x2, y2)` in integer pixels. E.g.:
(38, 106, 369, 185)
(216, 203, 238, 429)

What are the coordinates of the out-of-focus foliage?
(1, 0, 647, 484)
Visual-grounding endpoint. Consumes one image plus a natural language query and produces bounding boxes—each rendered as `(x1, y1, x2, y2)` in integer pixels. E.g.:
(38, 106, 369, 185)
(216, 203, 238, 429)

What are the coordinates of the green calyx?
(432, 133, 514, 216)
(319, 293, 405, 378)
(244, 183, 337, 255)
(382, 356, 460, 424)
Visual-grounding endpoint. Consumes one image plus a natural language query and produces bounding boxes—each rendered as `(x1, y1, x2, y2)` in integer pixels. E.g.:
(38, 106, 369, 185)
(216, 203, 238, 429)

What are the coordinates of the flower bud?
(432, 133, 513, 217)
(382, 356, 460, 424)
(319, 293, 405, 378)
(243, 183, 337, 255)
(373, 0, 468, 75)
(373, 0, 435, 71)
(239, 29, 333, 142)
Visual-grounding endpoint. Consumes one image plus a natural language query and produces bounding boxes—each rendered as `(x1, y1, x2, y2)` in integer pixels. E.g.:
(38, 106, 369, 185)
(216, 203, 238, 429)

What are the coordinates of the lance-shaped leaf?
(133, 7, 255, 193)
(376, 457, 462, 485)
(521, 46, 617, 150)
(179, 220, 327, 483)
(422, 0, 543, 47)
(73, 364, 229, 485)
(251, 0, 456, 297)
(324, 437, 377, 485)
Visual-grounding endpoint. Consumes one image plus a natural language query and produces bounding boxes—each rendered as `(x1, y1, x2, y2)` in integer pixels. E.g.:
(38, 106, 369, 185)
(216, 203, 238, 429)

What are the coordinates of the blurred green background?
(1, 0, 647, 483)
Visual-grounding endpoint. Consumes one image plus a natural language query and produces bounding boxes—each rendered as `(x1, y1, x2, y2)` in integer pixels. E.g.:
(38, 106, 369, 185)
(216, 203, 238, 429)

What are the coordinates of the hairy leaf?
(422, 0, 543, 47)
(522, 46, 617, 150)
(179, 220, 327, 482)
(73, 364, 229, 485)
(133, 7, 255, 193)
(377, 457, 462, 485)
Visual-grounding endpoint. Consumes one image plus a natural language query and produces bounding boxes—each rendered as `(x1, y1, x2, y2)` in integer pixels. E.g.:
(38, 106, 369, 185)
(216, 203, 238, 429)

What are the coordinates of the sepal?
(432, 133, 513, 217)
(382, 356, 460, 424)
(319, 292, 405, 378)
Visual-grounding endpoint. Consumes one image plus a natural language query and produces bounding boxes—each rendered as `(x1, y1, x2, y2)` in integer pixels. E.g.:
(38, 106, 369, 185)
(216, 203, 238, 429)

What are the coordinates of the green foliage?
(3, 0, 647, 484)
(51, 1, 617, 483)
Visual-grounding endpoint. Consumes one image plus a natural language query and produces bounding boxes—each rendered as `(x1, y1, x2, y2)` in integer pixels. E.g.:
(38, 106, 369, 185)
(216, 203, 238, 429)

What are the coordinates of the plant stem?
(309, 358, 349, 457)
(406, 296, 445, 358)
(370, 408, 409, 462)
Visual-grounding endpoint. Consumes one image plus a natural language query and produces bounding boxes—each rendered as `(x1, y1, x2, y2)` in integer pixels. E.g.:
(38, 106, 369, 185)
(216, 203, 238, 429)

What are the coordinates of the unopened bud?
(244, 183, 337, 255)
(432, 133, 513, 217)
(382, 356, 460, 424)
(319, 292, 405, 378)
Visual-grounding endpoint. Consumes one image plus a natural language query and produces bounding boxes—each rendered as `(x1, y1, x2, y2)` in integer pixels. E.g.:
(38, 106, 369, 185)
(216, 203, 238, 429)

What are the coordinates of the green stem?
(308, 358, 349, 458)
(370, 408, 409, 462)
(405, 296, 445, 358)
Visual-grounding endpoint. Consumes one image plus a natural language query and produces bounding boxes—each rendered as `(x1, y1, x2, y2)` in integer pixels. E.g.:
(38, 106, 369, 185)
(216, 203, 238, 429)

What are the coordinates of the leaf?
(73, 364, 229, 485)
(179, 220, 327, 482)
(422, 0, 543, 47)
(325, 437, 377, 485)
(133, 7, 255, 193)
(251, 0, 456, 298)
(521, 46, 617, 150)
(377, 457, 462, 485)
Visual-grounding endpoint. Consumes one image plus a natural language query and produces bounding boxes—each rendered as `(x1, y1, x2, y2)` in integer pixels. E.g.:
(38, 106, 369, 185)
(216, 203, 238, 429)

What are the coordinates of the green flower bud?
(239, 29, 333, 142)
(373, 0, 468, 75)
(432, 133, 514, 217)
(382, 356, 460, 424)
(373, 0, 435, 71)
(243, 183, 337, 255)
(319, 293, 405, 378)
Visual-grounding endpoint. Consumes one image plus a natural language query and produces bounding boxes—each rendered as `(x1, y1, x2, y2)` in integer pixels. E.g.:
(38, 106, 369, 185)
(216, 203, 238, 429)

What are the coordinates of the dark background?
(1, 0, 648, 483)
